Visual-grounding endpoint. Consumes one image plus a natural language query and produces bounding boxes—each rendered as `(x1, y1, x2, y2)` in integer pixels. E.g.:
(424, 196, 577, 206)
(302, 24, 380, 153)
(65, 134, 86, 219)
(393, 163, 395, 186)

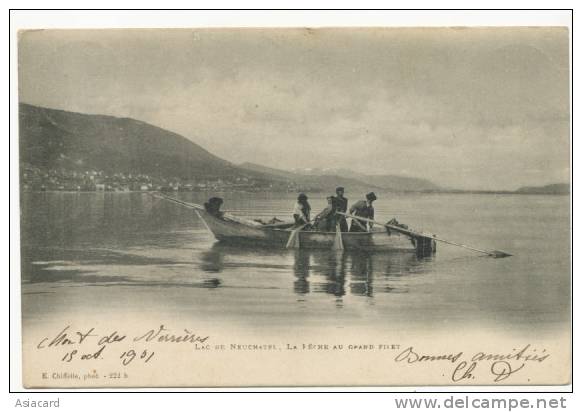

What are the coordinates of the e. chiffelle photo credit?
(17, 27, 570, 388)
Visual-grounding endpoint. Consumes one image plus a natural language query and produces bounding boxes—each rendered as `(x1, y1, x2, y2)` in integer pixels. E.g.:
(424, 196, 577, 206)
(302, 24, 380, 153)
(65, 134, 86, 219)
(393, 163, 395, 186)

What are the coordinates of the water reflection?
(198, 243, 433, 299)
(293, 250, 311, 295)
(21, 192, 571, 331)
(310, 251, 347, 297)
(349, 251, 373, 297)
(199, 246, 225, 273)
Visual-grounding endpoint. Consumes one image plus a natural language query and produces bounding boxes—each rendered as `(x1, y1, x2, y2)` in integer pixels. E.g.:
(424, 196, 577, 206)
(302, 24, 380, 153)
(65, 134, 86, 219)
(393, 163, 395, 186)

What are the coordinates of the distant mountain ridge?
(515, 183, 569, 195)
(239, 162, 298, 179)
(20, 103, 442, 193)
(19, 103, 241, 179)
(20, 104, 568, 195)
(266, 165, 442, 192)
(238, 162, 383, 192)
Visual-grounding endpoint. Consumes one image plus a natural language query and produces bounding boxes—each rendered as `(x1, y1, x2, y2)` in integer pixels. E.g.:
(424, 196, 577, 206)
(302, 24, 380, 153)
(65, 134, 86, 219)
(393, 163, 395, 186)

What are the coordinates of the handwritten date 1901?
(35, 324, 206, 367)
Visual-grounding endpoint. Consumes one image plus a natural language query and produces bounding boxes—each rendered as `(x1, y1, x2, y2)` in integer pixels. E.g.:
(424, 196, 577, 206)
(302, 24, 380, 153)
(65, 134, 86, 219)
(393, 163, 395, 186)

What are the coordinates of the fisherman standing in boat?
(349, 192, 377, 232)
(332, 186, 349, 232)
(293, 193, 311, 227)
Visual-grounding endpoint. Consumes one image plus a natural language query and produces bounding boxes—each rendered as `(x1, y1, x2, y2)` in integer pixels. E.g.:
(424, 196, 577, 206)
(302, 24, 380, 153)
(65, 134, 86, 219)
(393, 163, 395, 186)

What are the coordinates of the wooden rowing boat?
(154, 194, 436, 255)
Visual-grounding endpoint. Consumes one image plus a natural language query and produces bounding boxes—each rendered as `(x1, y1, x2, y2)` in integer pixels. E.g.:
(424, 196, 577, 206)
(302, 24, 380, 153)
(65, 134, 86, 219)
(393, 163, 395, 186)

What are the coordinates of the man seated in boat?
(349, 192, 377, 232)
(292, 193, 311, 227)
(204, 197, 224, 218)
(313, 196, 336, 231)
(331, 186, 349, 232)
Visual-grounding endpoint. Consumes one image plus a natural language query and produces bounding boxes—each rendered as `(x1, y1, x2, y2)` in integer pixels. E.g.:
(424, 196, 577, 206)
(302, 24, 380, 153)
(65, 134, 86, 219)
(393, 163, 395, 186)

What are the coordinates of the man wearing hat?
(332, 187, 349, 232)
(348, 192, 377, 232)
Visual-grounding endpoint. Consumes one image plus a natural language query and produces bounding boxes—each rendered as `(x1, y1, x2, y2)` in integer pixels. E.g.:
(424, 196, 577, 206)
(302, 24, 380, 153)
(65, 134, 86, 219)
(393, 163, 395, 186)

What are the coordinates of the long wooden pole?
(337, 212, 511, 258)
(151, 193, 262, 226)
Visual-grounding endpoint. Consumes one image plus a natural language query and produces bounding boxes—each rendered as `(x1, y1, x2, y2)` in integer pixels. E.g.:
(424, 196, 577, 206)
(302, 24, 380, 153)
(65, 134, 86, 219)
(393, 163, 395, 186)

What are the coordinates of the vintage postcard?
(17, 26, 571, 388)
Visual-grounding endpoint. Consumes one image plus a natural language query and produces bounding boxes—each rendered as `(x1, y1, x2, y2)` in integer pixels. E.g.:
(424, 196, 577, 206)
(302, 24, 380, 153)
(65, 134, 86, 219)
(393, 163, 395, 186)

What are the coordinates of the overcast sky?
(18, 28, 569, 190)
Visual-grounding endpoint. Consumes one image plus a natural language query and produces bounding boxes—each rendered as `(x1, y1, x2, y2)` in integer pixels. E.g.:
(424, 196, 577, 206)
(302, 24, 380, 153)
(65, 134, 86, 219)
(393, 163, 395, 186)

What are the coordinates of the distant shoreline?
(20, 189, 570, 196)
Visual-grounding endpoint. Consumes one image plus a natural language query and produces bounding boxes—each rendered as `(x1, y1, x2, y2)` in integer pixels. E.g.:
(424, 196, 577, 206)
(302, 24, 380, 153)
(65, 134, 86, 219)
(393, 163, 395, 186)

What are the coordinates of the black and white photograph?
(13, 14, 571, 388)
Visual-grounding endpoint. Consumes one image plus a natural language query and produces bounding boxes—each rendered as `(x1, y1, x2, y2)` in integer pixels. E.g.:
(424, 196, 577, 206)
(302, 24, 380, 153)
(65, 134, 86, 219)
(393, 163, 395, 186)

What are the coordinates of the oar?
(286, 222, 310, 249)
(333, 222, 344, 250)
(337, 212, 512, 258)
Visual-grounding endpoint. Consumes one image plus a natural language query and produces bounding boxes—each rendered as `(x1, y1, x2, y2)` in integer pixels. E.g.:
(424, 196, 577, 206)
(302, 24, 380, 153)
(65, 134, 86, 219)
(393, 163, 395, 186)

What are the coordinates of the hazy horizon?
(18, 28, 570, 190)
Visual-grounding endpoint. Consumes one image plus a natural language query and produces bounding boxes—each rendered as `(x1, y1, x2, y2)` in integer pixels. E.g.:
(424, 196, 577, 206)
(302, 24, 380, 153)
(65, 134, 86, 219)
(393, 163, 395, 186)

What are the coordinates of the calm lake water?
(20, 191, 570, 335)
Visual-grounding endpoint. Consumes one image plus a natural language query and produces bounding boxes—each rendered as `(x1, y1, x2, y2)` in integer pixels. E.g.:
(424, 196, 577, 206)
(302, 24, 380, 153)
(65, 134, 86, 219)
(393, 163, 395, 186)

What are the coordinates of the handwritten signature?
(394, 345, 549, 383)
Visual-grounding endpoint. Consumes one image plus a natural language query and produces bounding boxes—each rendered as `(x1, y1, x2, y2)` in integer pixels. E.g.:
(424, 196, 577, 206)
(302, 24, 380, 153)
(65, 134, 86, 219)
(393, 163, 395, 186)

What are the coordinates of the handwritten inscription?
(34, 326, 550, 384)
(133, 325, 209, 344)
(36, 325, 210, 366)
(394, 344, 549, 383)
